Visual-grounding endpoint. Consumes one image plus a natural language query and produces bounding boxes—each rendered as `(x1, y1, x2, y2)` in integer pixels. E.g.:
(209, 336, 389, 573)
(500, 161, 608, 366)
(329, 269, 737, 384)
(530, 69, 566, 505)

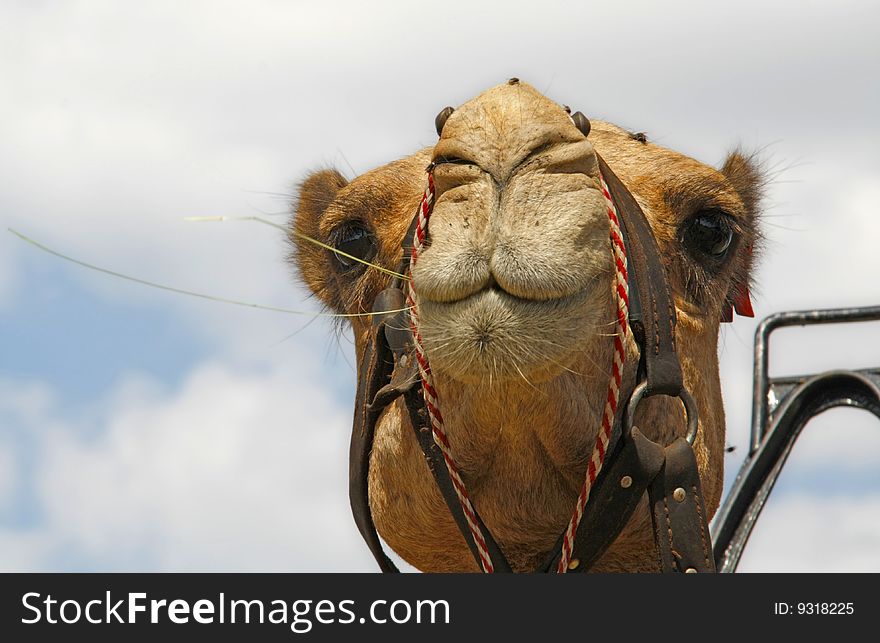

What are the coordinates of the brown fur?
(289, 82, 762, 572)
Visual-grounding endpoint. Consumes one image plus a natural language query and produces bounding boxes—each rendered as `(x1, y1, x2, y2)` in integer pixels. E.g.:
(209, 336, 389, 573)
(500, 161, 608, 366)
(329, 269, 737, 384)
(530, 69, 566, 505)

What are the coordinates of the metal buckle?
(624, 380, 700, 445)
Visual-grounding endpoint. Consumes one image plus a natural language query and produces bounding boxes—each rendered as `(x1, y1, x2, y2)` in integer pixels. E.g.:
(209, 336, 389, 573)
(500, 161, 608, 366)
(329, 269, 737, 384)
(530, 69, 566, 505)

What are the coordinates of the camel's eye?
(681, 210, 735, 261)
(330, 221, 376, 271)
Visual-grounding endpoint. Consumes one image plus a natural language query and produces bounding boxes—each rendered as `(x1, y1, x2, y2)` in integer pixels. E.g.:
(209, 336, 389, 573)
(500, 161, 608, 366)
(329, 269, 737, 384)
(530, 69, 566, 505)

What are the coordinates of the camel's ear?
(289, 168, 349, 309)
(296, 168, 349, 226)
(720, 150, 763, 215)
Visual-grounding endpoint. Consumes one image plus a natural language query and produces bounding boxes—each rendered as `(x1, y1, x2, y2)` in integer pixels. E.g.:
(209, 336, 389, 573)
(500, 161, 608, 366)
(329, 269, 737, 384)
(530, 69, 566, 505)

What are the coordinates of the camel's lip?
(417, 283, 593, 319)
(481, 280, 579, 306)
(419, 274, 589, 307)
(426, 284, 582, 309)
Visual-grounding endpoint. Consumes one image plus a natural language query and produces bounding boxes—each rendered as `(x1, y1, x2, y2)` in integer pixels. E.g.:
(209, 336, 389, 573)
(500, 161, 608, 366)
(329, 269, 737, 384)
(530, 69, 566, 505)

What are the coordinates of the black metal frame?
(711, 305, 880, 572)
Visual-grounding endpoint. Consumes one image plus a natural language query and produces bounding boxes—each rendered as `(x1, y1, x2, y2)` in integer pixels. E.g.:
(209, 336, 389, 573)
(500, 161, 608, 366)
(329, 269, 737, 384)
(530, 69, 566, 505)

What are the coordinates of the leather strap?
(542, 427, 666, 572)
(596, 155, 683, 396)
(352, 284, 513, 573)
(349, 316, 400, 573)
(351, 334, 514, 573)
(648, 437, 716, 573)
(402, 383, 513, 572)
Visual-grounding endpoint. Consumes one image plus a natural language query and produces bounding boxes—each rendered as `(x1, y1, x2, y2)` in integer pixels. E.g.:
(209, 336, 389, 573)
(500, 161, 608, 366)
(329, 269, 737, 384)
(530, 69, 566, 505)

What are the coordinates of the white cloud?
(0, 377, 55, 424)
(0, 530, 55, 573)
(736, 493, 880, 572)
(0, 355, 378, 572)
(758, 167, 880, 311)
(0, 437, 16, 513)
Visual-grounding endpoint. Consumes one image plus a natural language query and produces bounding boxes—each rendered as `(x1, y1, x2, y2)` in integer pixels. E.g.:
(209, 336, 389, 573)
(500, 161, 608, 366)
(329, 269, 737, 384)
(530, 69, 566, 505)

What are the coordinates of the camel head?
(290, 80, 762, 572)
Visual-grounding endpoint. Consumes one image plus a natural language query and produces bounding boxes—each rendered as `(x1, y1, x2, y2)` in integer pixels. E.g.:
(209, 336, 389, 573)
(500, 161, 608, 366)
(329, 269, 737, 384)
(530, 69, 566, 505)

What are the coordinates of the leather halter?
(348, 134, 716, 573)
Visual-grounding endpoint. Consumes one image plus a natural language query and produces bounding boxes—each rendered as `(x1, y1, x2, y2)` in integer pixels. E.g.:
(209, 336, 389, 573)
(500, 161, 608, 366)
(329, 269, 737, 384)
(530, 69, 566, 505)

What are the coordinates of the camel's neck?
(425, 332, 624, 543)
(433, 370, 611, 491)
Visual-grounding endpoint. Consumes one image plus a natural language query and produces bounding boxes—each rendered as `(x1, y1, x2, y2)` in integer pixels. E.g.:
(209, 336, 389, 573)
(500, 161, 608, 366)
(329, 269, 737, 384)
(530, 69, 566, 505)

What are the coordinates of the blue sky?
(1, 0, 879, 572)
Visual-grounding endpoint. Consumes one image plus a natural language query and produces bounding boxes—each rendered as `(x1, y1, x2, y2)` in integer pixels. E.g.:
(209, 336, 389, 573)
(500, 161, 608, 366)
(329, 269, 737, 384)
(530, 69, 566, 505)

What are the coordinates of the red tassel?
(721, 242, 756, 322)
(721, 284, 754, 322)
(733, 283, 754, 318)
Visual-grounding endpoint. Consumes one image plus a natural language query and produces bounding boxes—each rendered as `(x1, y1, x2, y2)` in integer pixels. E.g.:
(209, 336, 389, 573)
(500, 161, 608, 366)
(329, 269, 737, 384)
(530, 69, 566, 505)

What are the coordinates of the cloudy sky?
(1, 0, 878, 573)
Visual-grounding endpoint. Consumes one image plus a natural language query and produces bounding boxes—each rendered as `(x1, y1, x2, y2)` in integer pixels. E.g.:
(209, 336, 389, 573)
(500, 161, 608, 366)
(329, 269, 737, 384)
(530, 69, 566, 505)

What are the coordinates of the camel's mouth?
(426, 272, 582, 306)
(414, 278, 608, 384)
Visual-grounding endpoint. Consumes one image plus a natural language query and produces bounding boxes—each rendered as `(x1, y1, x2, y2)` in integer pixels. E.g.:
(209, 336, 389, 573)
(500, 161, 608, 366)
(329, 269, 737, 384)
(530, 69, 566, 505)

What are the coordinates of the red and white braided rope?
(406, 170, 629, 574)
(406, 174, 496, 573)
(556, 175, 630, 573)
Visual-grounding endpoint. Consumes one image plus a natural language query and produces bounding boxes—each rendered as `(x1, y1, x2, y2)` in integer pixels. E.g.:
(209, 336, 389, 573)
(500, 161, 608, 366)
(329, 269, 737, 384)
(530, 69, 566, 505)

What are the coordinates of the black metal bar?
(713, 371, 880, 572)
(714, 304, 880, 573)
(750, 305, 880, 453)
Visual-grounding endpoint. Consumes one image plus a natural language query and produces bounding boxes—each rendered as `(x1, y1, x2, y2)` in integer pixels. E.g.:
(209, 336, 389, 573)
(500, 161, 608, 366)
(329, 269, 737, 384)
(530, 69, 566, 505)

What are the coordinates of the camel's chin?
(416, 286, 604, 385)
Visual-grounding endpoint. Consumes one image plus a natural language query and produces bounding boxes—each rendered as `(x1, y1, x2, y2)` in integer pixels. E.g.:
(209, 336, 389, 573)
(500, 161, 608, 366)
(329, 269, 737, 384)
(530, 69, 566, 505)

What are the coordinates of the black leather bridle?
(347, 108, 716, 574)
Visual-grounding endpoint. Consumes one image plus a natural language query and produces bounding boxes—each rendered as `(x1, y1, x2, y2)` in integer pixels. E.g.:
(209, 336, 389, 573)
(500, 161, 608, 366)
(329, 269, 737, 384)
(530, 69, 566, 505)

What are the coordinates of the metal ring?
(624, 381, 700, 445)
